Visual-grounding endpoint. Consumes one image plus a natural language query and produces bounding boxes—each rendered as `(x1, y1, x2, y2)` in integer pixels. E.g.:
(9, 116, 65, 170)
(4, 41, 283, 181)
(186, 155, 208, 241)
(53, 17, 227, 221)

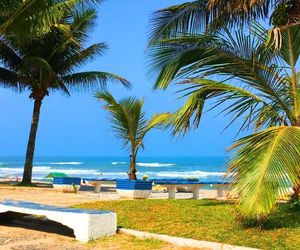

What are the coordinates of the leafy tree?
(96, 92, 169, 180)
(0, 7, 130, 185)
(148, 22, 300, 220)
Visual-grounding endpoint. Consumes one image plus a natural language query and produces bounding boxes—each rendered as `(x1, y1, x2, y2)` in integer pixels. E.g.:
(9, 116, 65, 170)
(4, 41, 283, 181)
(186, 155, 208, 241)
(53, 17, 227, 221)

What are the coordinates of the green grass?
(88, 233, 170, 250)
(75, 199, 300, 250)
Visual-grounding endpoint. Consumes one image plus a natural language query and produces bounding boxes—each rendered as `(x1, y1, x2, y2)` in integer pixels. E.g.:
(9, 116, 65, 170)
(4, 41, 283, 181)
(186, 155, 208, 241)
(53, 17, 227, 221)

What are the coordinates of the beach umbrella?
(45, 172, 68, 178)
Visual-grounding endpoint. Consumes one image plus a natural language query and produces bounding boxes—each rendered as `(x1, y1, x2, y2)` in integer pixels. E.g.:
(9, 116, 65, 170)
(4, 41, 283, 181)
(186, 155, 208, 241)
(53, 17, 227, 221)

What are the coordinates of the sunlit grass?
(75, 199, 300, 250)
(89, 233, 170, 250)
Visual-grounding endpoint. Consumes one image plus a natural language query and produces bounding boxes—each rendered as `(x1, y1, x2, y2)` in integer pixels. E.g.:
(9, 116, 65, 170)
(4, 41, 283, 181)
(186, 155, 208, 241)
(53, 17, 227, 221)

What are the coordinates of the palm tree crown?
(148, 22, 300, 220)
(150, 0, 300, 42)
(0, 6, 130, 184)
(96, 91, 169, 180)
(0, 0, 102, 38)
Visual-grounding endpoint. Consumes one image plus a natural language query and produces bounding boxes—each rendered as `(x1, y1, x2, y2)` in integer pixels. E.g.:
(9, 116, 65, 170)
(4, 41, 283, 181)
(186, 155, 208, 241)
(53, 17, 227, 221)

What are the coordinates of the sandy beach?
(0, 182, 219, 206)
(0, 183, 214, 250)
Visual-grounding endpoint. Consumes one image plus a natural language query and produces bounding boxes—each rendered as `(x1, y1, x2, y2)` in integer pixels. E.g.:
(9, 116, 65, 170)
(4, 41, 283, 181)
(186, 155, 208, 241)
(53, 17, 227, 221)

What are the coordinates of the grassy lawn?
(76, 199, 300, 250)
(89, 233, 185, 250)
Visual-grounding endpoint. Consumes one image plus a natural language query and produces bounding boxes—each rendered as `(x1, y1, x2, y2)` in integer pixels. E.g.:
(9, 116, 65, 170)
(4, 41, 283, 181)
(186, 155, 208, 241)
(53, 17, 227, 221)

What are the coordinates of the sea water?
(0, 156, 228, 182)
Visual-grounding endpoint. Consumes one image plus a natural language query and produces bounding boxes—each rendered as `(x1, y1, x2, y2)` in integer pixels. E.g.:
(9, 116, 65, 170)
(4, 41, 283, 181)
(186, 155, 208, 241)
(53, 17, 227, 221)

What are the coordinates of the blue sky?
(0, 0, 246, 157)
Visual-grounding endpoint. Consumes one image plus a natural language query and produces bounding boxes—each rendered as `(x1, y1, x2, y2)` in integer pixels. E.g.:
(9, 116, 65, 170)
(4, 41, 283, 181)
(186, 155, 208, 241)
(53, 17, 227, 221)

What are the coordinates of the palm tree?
(148, 22, 300, 220)
(96, 92, 169, 180)
(0, 0, 101, 38)
(0, 7, 130, 185)
(150, 0, 300, 41)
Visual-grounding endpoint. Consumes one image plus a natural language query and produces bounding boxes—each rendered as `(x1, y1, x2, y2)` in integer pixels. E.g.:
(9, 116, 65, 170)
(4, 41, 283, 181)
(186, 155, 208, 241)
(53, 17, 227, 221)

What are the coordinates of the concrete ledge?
(119, 228, 259, 250)
(0, 200, 117, 242)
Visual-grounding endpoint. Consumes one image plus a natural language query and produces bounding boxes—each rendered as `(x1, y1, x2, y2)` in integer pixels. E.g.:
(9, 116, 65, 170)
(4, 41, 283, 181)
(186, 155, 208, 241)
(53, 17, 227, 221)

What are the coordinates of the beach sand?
(0, 183, 214, 249)
(0, 182, 219, 206)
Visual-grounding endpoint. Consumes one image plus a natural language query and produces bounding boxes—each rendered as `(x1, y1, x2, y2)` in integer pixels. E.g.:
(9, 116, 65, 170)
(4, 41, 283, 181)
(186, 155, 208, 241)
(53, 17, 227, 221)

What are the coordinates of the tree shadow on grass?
(242, 204, 300, 230)
(194, 199, 233, 207)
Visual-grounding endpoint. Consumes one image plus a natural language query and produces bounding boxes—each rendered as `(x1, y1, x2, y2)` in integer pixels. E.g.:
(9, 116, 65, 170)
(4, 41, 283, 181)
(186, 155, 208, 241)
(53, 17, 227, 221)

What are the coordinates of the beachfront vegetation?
(149, 4, 300, 220)
(76, 199, 300, 250)
(0, 5, 129, 185)
(96, 92, 169, 180)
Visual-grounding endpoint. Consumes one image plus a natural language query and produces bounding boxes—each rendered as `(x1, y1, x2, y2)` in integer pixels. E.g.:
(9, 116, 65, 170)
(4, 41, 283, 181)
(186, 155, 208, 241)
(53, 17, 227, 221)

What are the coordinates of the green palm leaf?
(148, 18, 300, 219)
(96, 91, 169, 179)
(62, 72, 130, 91)
(0, 0, 103, 38)
(228, 126, 300, 219)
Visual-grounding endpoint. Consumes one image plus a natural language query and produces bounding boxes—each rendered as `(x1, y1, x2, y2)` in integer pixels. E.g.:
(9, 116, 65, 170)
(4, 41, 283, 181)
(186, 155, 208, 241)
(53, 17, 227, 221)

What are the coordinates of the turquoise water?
(0, 156, 228, 181)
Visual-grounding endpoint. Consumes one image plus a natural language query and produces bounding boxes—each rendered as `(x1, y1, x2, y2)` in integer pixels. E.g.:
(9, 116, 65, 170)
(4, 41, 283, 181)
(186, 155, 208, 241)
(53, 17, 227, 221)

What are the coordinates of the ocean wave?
(152, 170, 225, 178)
(112, 162, 126, 165)
(0, 167, 24, 172)
(34, 166, 52, 170)
(0, 166, 51, 173)
(100, 172, 128, 176)
(136, 162, 175, 167)
(0, 166, 96, 175)
(49, 162, 83, 165)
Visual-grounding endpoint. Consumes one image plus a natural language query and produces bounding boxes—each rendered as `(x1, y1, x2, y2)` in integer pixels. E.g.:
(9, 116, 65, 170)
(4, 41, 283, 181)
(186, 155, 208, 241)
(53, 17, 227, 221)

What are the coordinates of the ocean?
(0, 156, 228, 181)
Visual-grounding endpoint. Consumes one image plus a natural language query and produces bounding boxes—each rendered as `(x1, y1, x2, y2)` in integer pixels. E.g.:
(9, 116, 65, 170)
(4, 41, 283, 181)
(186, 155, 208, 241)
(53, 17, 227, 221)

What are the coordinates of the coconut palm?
(150, 0, 300, 41)
(148, 22, 300, 220)
(0, 7, 130, 185)
(0, 0, 101, 38)
(96, 92, 169, 180)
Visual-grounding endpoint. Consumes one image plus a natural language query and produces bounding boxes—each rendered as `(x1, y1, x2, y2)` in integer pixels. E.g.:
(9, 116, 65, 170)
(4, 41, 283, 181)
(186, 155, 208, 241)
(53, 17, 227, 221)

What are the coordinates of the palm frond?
(228, 126, 300, 219)
(150, 1, 209, 41)
(0, 0, 77, 38)
(140, 113, 170, 139)
(61, 71, 130, 91)
(53, 43, 107, 74)
(71, 7, 97, 44)
(0, 40, 22, 70)
(149, 0, 273, 42)
(96, 91, 141, 149)
(148, 25, 295, 128)
(0, 67, 26, 91)
(97, 92, 168, 154)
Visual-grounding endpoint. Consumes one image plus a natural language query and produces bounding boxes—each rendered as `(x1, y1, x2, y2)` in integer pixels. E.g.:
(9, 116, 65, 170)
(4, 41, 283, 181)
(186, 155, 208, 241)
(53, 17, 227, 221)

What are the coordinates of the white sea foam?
(0, 166, 95, 175)
(152, 170, 225, 178)
(112, 162, 126, 165)
(101, 172, 128, 176)
(0, 166, 51, 171)
(136, 162, 175, 167)
(49, 162, 83, 165)
(0, 167, 24, 172)
(34, 166, 51, 170)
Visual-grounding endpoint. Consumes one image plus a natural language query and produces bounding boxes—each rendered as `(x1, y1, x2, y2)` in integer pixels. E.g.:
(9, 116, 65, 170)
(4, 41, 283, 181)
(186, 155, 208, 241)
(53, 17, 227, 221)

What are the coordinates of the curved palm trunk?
(128, 155, 137, 180)
(21, 97, 43, 185)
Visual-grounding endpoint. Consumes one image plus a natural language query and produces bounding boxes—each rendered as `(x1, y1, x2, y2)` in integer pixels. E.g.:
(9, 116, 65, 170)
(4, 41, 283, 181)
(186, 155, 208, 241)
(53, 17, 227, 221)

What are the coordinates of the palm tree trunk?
(21, 97, 43, 185)
(128, 155, 137, 180)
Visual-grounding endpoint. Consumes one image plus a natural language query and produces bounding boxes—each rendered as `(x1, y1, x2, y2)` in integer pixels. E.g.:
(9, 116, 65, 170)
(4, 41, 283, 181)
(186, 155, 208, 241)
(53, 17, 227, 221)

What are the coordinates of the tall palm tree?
(148, 22, 300, 220)
(0, 7, 130, 185)
(96, 92, 169, 180)
(0, 0, 102, 38)
(150, 0, 300, 41)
